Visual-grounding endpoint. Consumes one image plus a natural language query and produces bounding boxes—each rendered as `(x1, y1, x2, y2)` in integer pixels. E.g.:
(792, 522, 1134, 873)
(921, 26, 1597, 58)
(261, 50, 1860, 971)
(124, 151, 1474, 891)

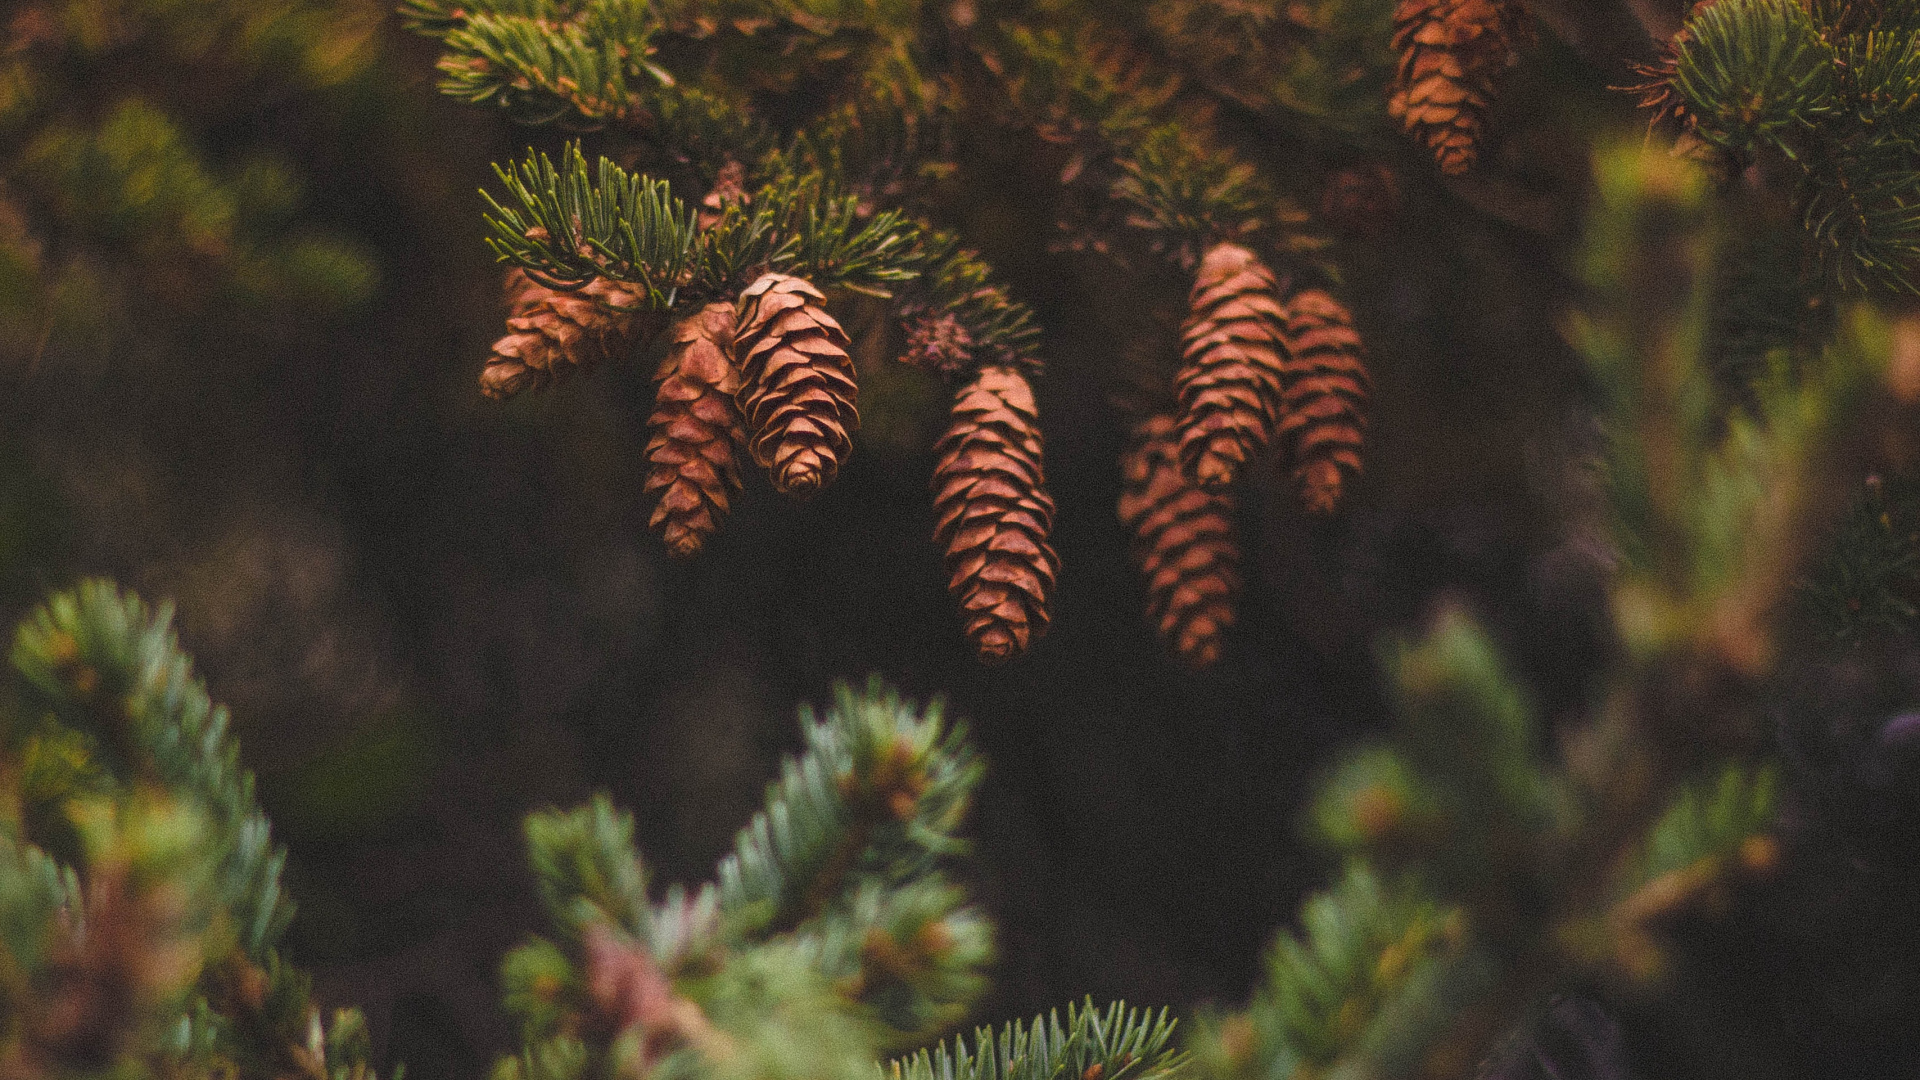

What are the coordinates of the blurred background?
(0, 2, 1772, 1076)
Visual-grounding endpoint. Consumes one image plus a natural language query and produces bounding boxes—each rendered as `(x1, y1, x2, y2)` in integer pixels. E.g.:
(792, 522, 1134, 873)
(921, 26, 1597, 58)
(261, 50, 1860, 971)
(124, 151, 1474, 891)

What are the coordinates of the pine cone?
(1118, 415, 1240, 668)
(932, 365, 1058, 664)
(482, 268, 644, 399)
(644, 302, 746, 557)
(1172, 242, 1290, 492)
(733, 273, 859, 498)
(1279, 288, 1370, 515)
(1387, 0, 1529, 175)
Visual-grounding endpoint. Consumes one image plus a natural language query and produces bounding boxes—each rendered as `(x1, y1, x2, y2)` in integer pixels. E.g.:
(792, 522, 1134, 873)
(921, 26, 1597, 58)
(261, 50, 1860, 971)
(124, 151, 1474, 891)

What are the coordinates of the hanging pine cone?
(1387, 0, 1529, 175)
(1118, 414, 1241, 669)
(481, 268, 645, 399)
(932, 365, 1058, 664)
(733, 273, 859, 498)
(1172, 241, 1290, 492)
(1279, 288, 1370, 515)
(643, 302, 747, 558)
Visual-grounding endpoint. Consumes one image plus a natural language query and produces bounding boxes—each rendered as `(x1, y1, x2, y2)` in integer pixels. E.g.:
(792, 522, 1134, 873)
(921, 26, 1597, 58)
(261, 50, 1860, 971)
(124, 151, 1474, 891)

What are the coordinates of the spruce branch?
(11, 581, 292, 962)
(888, 999, 1186, 1080)
(403, 0, 671, 128)
(483, 144, 697, 303)
(715, 678, 980, 936)
(2, 582, 387, 1080)
(1673, 0, 1835, 153)
(1199, 863, 1484, 1080)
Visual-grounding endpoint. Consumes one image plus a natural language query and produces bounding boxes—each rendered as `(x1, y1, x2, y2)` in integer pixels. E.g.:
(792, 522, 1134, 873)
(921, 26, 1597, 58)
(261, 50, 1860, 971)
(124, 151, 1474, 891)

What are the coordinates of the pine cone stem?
(482, 268, 645, 399)
(733, 274, 860, 498)
(1172, 242, 1290, 492)
(644, 302, 747, 557)
(1119, 415, 1241, 668)
(933, 365, 1058, 664)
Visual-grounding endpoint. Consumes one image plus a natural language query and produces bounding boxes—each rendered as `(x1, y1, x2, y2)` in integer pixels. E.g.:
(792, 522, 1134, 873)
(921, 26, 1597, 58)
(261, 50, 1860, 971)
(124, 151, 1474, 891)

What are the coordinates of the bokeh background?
(11, 2, 1882, 1077)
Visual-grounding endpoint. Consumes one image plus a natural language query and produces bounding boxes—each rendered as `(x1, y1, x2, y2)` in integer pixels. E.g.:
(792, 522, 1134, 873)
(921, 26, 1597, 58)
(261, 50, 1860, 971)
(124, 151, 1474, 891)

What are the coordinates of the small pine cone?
(644, 302, 746, 558)
(1118, 415, 1241, 668)
(733, 273, 859, 498)
(1278, 288, 1370, 515)
(932, 366, 1058, 664)
(1172, 242, 1290, 492)
(1387, 0, 1529, 175)
(900, 311, 976, 379)
(482, 268, 644, 399)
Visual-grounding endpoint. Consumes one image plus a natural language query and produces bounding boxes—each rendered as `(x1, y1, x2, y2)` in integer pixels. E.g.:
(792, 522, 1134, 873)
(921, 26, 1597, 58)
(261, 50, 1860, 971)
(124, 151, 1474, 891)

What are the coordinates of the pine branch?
(714, 678, 981, 937)
(404, 0, 671, 128)
(11, 581, 291, 961)
(2, 581, 386, 1080)
(888, 999, 1186, 1080)
(1191, 863, 1486, 1080)
(483, 144, 698, 302)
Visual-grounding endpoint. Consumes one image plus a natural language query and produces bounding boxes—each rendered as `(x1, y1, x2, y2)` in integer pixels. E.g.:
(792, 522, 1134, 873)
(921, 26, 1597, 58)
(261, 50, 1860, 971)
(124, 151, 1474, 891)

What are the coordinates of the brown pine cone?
(644, 302, 746, 558)
(1172, 242, 1290, 492)
(1118, 414, 1240, 668)
(482, 268, 645, 399)
(1279, 288, 1370, 515)
(1387, 0, 1530, 175)
(733, 273, 859, 498)
(932, 365, 1058, 664)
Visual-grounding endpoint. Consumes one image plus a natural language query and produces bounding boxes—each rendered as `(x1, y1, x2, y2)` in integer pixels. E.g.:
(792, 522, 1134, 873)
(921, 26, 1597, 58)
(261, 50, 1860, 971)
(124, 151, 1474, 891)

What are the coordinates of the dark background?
(13, 5, 1906, 1078)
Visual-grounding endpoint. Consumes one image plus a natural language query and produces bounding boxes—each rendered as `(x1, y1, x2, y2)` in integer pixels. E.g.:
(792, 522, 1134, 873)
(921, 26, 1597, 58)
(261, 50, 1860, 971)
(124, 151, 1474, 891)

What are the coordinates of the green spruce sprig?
(888, 999, 1186, 1080)
(1663, 0, 1920, 292)
(483, 144, 697, 302)
(402, 0, 672, 128)
(2, 581, 385, 1080)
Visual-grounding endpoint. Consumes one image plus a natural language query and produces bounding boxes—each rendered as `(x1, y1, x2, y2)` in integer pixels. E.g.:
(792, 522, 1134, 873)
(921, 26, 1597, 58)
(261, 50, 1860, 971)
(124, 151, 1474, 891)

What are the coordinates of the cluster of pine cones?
(1119, 241, 1371, 669)
(480, 268, 1056, 666)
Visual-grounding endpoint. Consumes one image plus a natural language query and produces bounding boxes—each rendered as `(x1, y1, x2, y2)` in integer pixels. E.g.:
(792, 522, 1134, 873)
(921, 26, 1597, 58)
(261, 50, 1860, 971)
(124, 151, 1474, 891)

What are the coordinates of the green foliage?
(0, 581, 383, 1080)
(1193, 864, 1485, 1080)
(484, 144, 698, 300)
(402, 0, 672, 128)
(0, 0, 384, 365)
(1627, 763, 1778, 889)
(11, 581, 292, 960)
(497, 676, 992, 1080)
(1667, 0, 1920, 291)
(888, 999, 1185, 1080)
(1801, 476, 1920, 645)
(1568, 142, 1888, 663)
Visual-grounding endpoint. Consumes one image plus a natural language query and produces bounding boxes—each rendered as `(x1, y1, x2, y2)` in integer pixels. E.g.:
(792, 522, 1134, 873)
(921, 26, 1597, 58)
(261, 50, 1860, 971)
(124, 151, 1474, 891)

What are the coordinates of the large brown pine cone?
(733, 274, 859, 498)
(932, 365, 1058, 664)
(1172, 242, 1290, 492)
(481, 268, 645, 399)
(1279, 288, 1370, 515)
(1118, 414, 1241, 668)
(1387, 0, 1529, 175)
(644, 302, 747, 558)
